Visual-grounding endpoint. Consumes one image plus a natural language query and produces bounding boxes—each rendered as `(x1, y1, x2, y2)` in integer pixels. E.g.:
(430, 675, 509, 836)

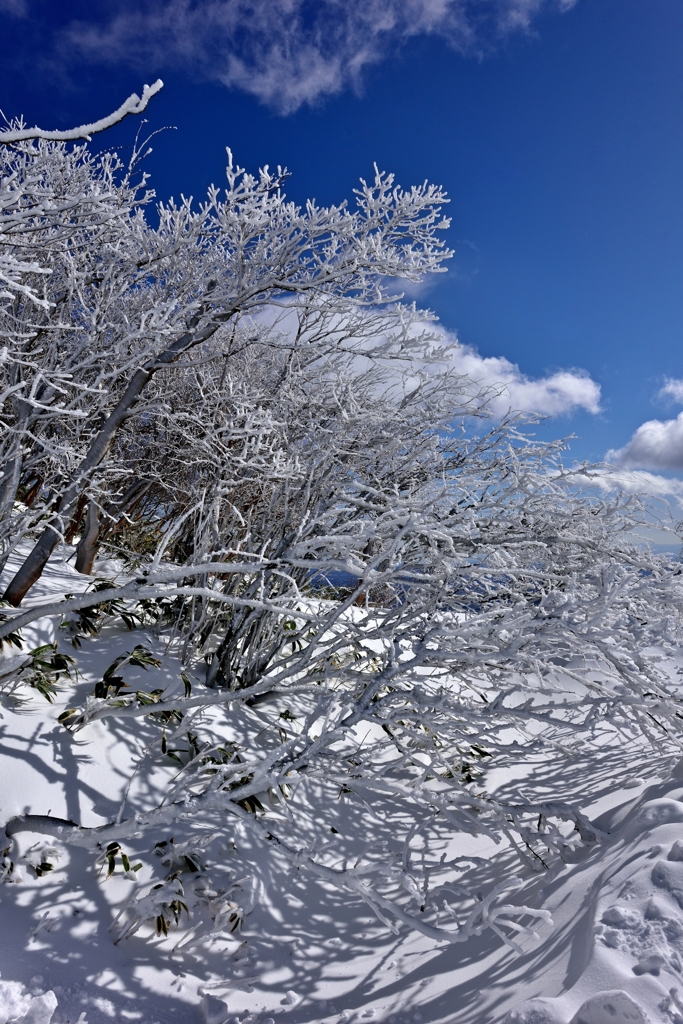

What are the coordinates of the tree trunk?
(3, 366, 151, 605)
(23, 476, 43, 509)
(74, 500, 100, 575)
(0, 454, 23, 576)
(3, 308, 226, 606)
(64, 493, 87, 544)
(0, 407, 32, 572)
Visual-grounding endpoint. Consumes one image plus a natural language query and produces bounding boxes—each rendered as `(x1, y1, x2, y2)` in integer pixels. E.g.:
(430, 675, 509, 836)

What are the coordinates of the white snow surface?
(1, 549, 683, 1023)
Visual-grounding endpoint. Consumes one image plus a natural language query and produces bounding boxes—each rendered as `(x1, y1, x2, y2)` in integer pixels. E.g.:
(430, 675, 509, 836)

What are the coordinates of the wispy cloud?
(61, 0, 577, 114)
(659, 377, 683, 404)
(0, 0, 28, 15)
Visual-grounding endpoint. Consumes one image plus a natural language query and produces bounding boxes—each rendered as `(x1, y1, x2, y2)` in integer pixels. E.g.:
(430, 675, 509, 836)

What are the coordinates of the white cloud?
(606, 379, 683, 472)
(660, 377, 683, 403)
(608, 412, 683, 472)
(434, 334, 601, 417)
(62, 0, 578, 114)
(568, 466, 683, 504)
(249, 306, 601, 418)
(561, 468, 683, 544)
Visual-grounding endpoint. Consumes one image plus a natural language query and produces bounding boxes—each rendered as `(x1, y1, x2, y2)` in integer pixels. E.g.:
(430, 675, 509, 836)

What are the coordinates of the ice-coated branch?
(0, 81, 164, 144)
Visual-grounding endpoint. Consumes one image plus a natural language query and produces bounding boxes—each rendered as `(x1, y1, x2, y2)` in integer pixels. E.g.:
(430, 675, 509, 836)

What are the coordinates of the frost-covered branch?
(0, 81, 164, 143)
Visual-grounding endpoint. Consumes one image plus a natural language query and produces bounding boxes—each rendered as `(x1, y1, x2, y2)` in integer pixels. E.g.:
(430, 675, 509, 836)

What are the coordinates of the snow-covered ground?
(1, 549, 683, 1024)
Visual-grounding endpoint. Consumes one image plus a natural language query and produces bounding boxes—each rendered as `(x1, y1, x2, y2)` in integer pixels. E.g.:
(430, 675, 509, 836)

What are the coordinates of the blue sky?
(2, 0, 683, 481)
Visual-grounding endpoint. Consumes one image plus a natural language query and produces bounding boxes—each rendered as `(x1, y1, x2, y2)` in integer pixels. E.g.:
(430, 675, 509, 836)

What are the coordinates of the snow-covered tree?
(1, 94, 683, 955)
(0, 111, 452, 604)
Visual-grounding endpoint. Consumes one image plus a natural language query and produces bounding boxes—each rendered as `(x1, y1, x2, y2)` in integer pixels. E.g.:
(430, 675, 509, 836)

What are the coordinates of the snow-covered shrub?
(1, 90, 683, 956)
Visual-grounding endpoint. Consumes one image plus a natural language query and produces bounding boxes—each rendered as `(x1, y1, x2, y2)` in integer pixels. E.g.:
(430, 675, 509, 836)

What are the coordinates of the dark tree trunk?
(98, 479, 150, 540)
(64, 493, 87, 544)
(3, 302, 228, 606)
(23, 476, 43, 509)
(3, 366, 152, 605)
(74, 500, 100, 574)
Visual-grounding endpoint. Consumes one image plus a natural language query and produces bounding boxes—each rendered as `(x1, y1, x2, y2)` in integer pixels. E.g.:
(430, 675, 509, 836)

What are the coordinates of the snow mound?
(506, 991, 651, 1024)
(505, 998, 565, 1023)
(0, 980, 57, 1024)
(505, 992, 650, 1024)
(201, 992, 229, 1024)
(568, 991, 650, 1024)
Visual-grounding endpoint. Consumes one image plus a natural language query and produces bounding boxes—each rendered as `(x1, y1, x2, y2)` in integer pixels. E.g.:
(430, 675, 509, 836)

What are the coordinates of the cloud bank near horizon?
(562, 467, 683, 530)
(57, 0, 577, 114)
